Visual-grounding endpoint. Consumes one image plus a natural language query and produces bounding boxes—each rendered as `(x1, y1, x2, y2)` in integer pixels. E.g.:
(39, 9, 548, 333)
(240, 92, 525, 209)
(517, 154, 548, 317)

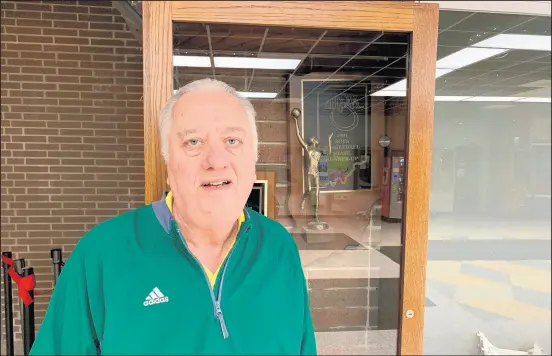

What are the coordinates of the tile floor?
(289, 215, 551, 355)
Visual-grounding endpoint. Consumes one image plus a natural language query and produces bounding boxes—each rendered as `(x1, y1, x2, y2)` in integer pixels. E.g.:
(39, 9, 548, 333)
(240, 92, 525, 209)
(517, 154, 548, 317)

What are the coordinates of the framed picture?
(246, 180, 269, 217)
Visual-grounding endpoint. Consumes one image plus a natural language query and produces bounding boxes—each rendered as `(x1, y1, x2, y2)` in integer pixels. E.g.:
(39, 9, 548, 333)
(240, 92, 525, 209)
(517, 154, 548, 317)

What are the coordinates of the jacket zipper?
(174, 221, 251, 339)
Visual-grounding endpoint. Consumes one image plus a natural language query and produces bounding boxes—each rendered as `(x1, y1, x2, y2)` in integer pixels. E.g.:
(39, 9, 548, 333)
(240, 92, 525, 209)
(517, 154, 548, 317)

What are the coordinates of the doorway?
(142, 2, 439, 354)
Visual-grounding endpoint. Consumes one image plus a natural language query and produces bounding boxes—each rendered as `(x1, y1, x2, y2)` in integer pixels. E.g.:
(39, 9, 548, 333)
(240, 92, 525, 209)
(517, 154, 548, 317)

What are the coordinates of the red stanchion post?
(22, 267, 35, 356)
(2, 252, 15, 356)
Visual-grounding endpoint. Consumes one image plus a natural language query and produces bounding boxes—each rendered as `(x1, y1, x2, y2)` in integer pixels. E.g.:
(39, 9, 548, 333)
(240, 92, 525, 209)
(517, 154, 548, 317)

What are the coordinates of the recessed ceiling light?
(370, 90, 407, 97)
(436, 68, 454, 77)
(464, 96, 523, 102)
(473, 34, 551, 52)
(515, 97, 551, 103)
(172, 55, 301, 70)
(435, 96, 472, 101)
(173, 89, 276, 99)
(173, 55, 211, 68)
(379, 80, 406, 92)
(369, 92, 551, 103)
(215, 57, 301, 70)
(435, 47, 509, 70)
(237, 91, 277, 99)
(371, 68, 453, 94)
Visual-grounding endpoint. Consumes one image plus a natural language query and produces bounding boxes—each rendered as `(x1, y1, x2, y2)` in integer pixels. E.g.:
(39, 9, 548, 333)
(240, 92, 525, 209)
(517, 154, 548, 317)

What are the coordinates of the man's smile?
(200, 180, 233, 190)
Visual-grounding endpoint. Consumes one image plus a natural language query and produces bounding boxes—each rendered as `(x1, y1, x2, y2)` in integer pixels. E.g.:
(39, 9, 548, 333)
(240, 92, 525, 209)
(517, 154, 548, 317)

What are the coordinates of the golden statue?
(291, 108, 333, 230)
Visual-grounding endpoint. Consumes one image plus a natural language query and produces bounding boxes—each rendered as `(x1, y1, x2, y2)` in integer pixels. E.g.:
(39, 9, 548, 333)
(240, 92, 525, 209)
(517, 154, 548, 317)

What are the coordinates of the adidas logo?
(143, 287, 169, 307)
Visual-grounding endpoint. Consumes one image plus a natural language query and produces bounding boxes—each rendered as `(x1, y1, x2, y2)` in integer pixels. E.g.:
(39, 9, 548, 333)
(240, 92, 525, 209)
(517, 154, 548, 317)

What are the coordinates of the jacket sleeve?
(300, 272, 317, 355)
(285, 228, 317, 355)
(29, 234, 105, 356)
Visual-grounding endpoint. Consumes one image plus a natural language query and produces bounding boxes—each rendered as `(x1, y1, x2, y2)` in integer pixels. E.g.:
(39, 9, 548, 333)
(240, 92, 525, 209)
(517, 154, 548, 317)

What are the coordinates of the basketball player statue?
(291, 108, 333, 230)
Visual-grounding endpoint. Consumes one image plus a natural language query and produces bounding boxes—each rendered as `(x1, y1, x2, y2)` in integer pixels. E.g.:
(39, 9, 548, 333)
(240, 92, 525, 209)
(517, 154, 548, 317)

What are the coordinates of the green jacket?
(30, 194, 316, 355)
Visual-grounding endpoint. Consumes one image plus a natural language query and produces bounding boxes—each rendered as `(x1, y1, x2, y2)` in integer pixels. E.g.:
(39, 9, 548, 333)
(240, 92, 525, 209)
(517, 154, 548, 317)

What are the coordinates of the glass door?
(142, 2, 439, 354)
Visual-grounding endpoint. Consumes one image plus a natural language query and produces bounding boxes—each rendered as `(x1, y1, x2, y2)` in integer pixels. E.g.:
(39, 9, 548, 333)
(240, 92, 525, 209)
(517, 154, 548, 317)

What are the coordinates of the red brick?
(54, 20, 88, 29)
(5, 10, 43, 19)
(90, 22, 123, 31)
(16, 2, 53, 11)
(79, 29, 113, 38)
(42, 12, 78, 21)
(18, 35, 54, 44)
(78, 14, 113, 23)
(1, 34, 16, 42)
(53, 5, 90, 14)
(54, 36, 89, 45)
(21, 51, 55, 60)
(43, 28, 78, 37)
(43, 44, 79, 53)
(8, 74, 45, 82)
(16, 19, 52, 28)
(6, 42, 42, 51)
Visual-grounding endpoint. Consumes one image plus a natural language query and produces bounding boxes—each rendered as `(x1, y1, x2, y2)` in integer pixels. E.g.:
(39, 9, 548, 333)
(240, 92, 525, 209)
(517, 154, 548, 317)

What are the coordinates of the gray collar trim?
(152, 192, 172, 233)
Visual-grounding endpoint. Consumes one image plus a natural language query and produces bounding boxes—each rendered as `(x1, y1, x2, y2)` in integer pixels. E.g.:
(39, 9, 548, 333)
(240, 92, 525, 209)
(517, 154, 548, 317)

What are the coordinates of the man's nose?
(202, 143, 230, 170)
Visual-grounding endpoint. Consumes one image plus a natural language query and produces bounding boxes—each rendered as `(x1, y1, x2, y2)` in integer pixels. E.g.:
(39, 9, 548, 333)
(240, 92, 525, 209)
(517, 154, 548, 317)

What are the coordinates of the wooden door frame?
(142, 2, 439, 355)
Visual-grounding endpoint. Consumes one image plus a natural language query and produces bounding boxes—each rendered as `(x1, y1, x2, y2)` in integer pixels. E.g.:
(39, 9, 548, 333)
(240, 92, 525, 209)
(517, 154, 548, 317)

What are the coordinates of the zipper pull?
(215, 302, 222, 317)
(215, 301, 229, 339)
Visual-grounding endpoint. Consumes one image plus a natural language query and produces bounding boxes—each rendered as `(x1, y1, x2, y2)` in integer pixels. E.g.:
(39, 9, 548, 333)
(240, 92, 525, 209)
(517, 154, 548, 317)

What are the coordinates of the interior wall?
(430, 102, 551, 217)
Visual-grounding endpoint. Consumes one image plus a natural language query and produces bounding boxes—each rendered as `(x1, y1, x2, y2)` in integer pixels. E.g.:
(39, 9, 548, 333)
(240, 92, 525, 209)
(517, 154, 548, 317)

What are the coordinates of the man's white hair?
(158, 78, 258, 162)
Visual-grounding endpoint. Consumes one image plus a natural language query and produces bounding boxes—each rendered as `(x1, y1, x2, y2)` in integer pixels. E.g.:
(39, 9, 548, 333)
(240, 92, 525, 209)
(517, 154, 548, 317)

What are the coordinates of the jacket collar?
(151, 192, 252, 234)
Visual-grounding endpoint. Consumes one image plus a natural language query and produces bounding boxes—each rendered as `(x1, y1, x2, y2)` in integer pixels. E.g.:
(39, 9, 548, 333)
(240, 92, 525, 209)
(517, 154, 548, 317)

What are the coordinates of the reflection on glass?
(424, 10, 551, 356)
(300, 80, 370, 193)
(171, 22, 410, 355)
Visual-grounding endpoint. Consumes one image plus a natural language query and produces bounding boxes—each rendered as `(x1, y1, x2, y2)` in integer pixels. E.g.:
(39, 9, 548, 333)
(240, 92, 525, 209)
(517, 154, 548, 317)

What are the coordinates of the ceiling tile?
(438, 10, 474, 31)
(437, 45, 464, 60)
(465, 55, 550, 72)
(439, 69, 500, 79)
(505, 61, 551, 73)
(477, 87, 545, 96)
(435, 86, 530, 96)
(485, 72, 551, 87)
(488, 50, 550, 63)
(447, 12, 537, 33)
(438, 30, 497, 48)
(436, 77, 492, 88)
(503, 16, 551, 35)
(372, 32, 409, 44)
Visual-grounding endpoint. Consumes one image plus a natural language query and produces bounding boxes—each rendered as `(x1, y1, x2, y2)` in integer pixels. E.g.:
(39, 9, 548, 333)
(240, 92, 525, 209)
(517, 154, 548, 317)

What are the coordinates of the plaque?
(300, 79, 371, 193)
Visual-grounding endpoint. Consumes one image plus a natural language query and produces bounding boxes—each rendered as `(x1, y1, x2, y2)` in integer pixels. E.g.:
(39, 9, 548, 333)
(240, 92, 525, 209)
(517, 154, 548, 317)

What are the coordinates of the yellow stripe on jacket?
(165, 191, 244, 288)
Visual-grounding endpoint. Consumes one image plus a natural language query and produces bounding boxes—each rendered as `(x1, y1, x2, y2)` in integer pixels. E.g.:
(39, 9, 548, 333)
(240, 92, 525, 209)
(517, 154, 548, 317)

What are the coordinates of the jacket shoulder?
(248, 209, 299, 253)
(76, 204, 151, 252)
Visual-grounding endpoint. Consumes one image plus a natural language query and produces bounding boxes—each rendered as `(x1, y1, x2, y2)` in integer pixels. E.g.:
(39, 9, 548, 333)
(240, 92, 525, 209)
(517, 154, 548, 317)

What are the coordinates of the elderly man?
(30, 79, 316, 355)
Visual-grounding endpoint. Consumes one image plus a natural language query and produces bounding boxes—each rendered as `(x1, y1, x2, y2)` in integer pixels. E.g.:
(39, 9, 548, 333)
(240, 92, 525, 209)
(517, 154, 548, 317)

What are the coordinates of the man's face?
(166, 90, 256, 228)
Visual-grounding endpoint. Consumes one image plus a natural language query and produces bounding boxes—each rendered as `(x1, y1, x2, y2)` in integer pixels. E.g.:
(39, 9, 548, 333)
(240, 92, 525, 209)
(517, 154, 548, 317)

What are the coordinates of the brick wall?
(1, 0, 144, 349)
(251, 100, 290, 217)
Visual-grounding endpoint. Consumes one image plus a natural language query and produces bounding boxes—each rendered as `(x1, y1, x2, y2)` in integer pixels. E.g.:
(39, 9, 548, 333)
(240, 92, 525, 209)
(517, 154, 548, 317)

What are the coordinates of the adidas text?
(143, 296, 169, 306)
